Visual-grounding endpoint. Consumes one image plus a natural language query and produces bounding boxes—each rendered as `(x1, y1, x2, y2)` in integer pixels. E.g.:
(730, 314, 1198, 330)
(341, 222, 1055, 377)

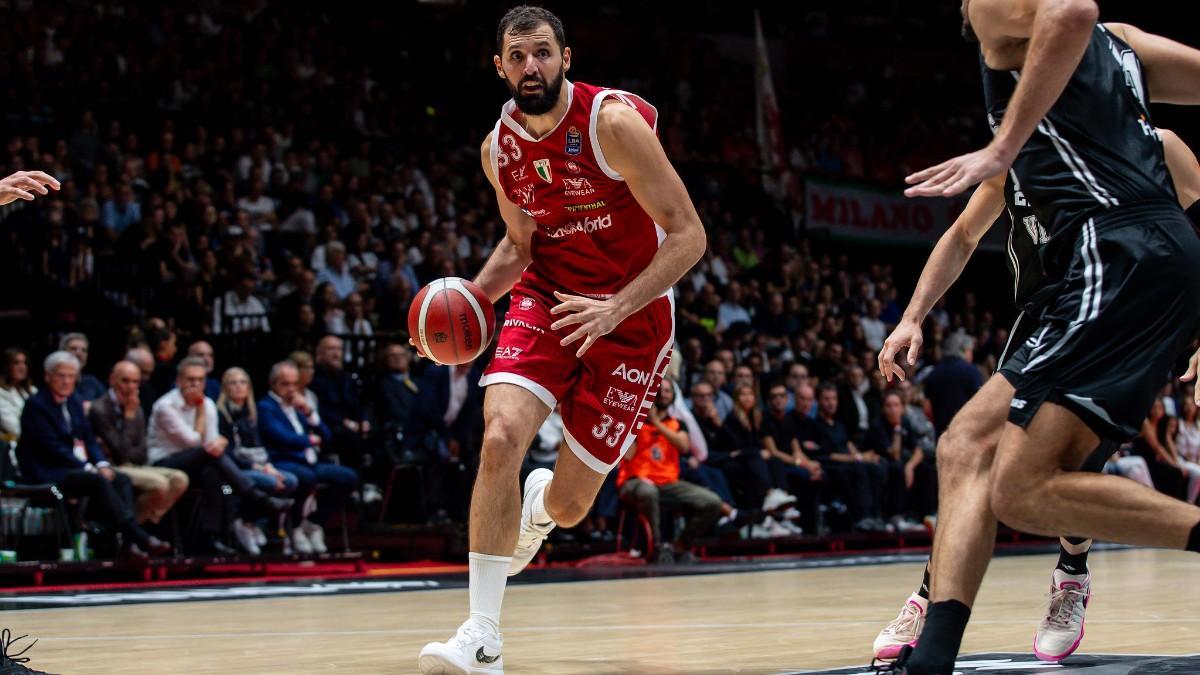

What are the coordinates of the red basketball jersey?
(491, 81, 661, 298)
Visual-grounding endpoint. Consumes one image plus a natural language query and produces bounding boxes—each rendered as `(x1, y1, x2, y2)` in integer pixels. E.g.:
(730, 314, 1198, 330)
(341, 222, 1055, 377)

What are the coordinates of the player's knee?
(479, 422, 529, 474)
(988, 472, 1038, 530)
(936, 423, 989, 479)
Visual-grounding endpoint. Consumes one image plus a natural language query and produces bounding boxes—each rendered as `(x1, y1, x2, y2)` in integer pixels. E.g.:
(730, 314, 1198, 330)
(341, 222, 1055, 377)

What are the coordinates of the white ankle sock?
(469, 552, 511, 631)
(530, 482, 554, 526)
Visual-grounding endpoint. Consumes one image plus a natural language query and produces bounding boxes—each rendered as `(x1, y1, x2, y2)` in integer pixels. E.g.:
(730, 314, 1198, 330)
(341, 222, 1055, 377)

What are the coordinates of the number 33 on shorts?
(592, 414, 627, 448)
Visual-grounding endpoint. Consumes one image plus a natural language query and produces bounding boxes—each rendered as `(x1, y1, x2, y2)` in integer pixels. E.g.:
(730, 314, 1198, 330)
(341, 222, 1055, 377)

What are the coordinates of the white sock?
(530, 482, 554, 526)
(469, 552, 511, 632)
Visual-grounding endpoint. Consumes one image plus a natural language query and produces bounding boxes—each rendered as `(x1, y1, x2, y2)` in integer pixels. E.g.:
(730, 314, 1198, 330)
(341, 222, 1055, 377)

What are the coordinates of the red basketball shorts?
(479, 282, 674, 474)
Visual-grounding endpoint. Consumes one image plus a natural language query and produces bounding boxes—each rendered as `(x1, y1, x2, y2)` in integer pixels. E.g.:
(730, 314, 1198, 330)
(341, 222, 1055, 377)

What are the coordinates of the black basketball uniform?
(998, 173, 1117, 471)
(984, 24, 1200, 441)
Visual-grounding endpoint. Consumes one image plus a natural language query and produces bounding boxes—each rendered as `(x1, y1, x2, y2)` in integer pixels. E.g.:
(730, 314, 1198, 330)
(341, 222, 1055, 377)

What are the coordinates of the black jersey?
(1002, 172, 1048, 306)
(982, 25, 1177, 274)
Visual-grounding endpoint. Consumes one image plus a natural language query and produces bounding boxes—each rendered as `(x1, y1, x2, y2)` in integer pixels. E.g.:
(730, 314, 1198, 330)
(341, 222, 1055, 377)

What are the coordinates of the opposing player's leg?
(419, 383, 550, 674)
(872, 375, 1011, 662)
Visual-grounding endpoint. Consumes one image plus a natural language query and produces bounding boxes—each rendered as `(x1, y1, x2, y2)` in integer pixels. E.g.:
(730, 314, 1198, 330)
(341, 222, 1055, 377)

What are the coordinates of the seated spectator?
(101, 182, 141, 235)
(17, 352, 170, 559)
(784, 363, 813, 416)
(813, 383, 888, 533)
(288, 351, 323, 420)
(1104, 447, 1156, 489)
(1131, 398, 1187, 500)
(276, 268, 317, 330)
(617, 385, 722, 564)
(316, 240, 358, 300)
(185, 340, 222, 401)
(865, 391, 932, 531)
(217, 367, 299, 555)
(698, 359, 734, 422)
(0, 348, 36, 440)
(690, 381, 772, 520)
(721, 384, 794, 538)
(731, 365, 757, 398)
(838, 365, 876, 447)
(212, 270, 271, 334)
(89, 361, 189, 525)
(59, 333, 106, 403)
(1176, 396, 1200, 504)
(124, 346, 157, 418)
(897, 379, 936, 456)
(406, 360, 486, 520)
(666, 379, 744, 532)
(374, 343, 418, 453)
(326, 292, 373, 337)
(310, 336, 373, 472)
(923, 331, 982, 436)
(716, 281, 752, 333)
(259, 361, 359, 555)
(147, 357, 292, 554)
(761, 382, 822, 533)
(147, 327, 180, 404)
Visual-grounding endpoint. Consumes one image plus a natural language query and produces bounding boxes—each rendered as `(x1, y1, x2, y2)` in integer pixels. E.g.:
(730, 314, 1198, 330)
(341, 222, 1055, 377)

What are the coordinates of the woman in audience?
(0, 348, 36, 441)
(1173, 395, 1200, 504)
(723, 384, 793, 537)
(1132, 398, 1187, 500)
(217, 367, 299, 555)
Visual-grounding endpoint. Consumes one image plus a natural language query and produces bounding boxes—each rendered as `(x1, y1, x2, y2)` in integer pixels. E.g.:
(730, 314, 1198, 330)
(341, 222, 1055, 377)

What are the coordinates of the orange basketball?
(408, 277, 495, 366)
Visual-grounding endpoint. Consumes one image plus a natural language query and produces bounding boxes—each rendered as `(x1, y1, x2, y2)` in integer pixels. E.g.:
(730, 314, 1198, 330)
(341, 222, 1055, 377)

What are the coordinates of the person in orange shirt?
(618, 379, 723, 564)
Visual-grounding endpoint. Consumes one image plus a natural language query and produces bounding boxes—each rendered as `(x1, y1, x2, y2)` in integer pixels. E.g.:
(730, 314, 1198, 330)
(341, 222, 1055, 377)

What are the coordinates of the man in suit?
(375, 342, 418, 456)
(17, 351, 170, 559)
(405, 361, 485, 520)
(260, 360, 358, 554)
(310, 336, 372, 472)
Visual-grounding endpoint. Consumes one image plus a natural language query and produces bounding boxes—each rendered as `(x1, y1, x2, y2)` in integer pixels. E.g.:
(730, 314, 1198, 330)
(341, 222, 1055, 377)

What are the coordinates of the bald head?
(125, 347, 154, 382)
(109, 360, 141, 404)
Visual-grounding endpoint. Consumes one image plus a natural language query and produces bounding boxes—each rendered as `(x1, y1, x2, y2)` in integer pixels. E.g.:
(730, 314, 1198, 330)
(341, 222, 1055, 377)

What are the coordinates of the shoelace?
(883, 604, 922, 637)
(1043, 586, 1088, 631)
(0, 629, 37, 665)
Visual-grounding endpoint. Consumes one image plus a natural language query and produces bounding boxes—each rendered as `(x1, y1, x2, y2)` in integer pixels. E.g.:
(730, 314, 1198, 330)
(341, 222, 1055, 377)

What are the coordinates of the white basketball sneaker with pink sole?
(873, 592, 927, 660)
(1034, 568, 1090, 662)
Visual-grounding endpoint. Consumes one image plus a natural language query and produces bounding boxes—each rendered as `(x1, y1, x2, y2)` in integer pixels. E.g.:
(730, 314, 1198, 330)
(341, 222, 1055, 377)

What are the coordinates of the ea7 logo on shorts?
(603, 386, 637, 412)
(1010, 398, 1028, 410)
(495, 346, 523, 360)
(612, 363, 652, 386)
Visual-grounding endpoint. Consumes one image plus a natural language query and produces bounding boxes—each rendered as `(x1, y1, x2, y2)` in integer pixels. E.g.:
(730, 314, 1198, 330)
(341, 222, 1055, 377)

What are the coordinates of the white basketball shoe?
(873, 592, 927, 660)
(509, 468, 555, 576)
(418, 619, 504, 674)
(1034, 568, 1090, 662)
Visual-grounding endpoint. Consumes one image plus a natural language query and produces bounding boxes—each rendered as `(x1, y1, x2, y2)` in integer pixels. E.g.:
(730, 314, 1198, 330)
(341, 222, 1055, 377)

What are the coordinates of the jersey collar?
(501, 80, 575, 143)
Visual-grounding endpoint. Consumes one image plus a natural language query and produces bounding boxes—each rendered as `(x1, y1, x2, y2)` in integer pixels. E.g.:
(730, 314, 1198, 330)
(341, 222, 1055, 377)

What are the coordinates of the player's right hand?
(878, 318, 924, 383)
(0, 170, 60, 205)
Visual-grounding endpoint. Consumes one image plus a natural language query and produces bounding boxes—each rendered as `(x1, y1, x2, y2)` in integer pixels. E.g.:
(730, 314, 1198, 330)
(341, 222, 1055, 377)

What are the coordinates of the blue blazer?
(258, 394, 331, 465)
(16, 389, 107, 485)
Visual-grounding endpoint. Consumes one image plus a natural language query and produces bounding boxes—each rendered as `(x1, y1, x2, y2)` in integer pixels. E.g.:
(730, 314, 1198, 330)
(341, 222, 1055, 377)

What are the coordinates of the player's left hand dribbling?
(549, 291, 626, 357)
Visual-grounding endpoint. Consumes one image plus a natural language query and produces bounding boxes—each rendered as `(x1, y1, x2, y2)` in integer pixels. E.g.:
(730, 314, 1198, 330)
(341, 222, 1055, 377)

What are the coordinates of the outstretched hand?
(904, 144, 1011, 198)
(0, 171, 60, 206)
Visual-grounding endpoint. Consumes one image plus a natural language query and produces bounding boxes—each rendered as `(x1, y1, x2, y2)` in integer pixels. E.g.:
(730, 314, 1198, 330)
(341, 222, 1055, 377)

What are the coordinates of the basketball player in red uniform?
(417, 7, 706, 673)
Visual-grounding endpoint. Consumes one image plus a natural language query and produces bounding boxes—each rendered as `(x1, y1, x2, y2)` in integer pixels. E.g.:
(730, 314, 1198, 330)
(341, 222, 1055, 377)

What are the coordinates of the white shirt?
(444, 368, 469, 427)
(860, 316, 886, 352)
(1178, 420, 1200, 463)
(0, 385, 35, 437)
(213, 291, 271, 334)
(147, 389, 219, 464)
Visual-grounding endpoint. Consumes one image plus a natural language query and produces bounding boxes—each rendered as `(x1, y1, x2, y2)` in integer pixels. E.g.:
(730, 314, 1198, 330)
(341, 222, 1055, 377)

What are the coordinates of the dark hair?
(0, 348, 32, 393)
(817, 382, 839, 397)
(496, 6, 565, 54)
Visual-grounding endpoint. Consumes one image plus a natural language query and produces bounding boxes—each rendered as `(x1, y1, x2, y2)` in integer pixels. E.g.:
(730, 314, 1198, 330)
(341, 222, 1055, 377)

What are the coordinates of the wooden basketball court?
(4, 548, 1198, 673)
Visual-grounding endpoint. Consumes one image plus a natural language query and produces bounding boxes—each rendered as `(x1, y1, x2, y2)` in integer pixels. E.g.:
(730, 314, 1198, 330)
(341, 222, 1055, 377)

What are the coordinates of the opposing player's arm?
(597, 102, 706, 314)
(1159, 129, 1200, 208)
(1104, 23, 1200, 105)
(474, 132, 538, 303)
(878, 176, 1005, 381)
(905, 0, 1097, 197)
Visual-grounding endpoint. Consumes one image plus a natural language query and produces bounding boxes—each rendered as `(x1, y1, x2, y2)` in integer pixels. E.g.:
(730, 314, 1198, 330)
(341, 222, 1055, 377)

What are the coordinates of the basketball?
(408, 277, 495, 366)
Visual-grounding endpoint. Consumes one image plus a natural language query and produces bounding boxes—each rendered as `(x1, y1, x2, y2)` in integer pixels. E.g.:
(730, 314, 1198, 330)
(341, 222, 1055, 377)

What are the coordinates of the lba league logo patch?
(565, 126, 582, 155)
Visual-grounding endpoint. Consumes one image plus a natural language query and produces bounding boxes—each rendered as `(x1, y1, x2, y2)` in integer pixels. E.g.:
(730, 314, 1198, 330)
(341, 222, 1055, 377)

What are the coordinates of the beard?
(508, 68, 564, 115)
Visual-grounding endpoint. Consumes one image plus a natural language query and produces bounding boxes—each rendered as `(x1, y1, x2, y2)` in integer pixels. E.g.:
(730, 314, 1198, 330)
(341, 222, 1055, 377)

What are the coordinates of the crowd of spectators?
(2, 2, 1199, 562)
